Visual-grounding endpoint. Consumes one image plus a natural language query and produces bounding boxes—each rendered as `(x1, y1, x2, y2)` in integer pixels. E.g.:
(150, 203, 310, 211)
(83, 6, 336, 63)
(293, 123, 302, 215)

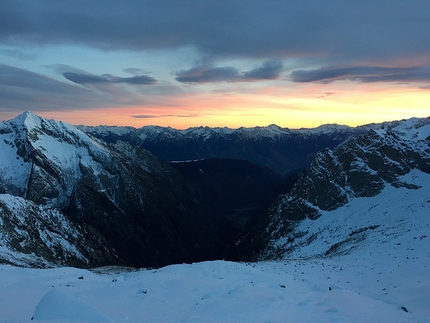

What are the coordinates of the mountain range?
(243, 117, 430, 261)
(78, 123, 373, 176)
(0, 111, 220, 268)
(0, 111, 429, 270)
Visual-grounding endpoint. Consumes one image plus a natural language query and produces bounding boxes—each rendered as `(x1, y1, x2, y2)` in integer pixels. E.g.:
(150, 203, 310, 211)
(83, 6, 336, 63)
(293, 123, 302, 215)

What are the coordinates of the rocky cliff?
(249, 117, 430, 260)
(0, 111, 218, 268)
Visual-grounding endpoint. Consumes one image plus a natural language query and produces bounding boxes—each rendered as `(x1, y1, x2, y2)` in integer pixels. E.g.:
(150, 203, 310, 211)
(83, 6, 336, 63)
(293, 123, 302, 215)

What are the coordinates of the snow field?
(1, 254, 429, 323)
(1, 169, 429, 322)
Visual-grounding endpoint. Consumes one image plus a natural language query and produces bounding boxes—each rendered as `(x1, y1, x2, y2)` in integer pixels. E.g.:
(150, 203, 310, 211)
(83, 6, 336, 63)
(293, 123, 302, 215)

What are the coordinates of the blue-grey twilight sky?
(1, 0, 429, 128)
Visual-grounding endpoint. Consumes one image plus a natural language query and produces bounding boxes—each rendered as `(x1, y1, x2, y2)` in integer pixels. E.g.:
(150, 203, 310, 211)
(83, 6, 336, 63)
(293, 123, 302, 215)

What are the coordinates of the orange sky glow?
(1, 2, 430, 130)
(32, 83, 430, 130)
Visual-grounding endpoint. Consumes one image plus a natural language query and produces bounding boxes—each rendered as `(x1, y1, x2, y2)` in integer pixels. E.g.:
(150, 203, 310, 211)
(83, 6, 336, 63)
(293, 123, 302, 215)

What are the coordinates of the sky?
(1, 0, 430, 129)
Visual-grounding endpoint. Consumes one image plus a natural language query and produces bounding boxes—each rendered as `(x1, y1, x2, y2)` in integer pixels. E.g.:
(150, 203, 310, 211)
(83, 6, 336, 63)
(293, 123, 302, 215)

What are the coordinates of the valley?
(0, 112, 429, 322)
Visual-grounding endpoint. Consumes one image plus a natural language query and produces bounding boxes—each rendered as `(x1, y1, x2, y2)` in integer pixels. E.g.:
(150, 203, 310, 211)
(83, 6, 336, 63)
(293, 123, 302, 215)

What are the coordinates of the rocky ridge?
(79, 123, 372, 175)
(253, 117, 430, 260)
(0, 111, 218, 268)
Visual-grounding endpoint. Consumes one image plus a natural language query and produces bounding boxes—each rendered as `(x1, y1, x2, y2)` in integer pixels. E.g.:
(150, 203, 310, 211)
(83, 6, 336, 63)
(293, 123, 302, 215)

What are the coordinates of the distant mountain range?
(78, 123, 375, 175)
(1, 112, 429, 268)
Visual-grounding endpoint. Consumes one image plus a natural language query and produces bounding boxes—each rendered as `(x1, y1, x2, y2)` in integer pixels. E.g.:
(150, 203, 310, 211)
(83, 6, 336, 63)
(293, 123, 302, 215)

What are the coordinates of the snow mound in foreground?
(32, 289, 113, 323)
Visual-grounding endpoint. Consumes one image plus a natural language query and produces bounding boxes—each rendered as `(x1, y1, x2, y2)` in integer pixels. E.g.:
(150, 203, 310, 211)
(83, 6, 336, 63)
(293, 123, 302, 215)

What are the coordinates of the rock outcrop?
(251, 117, 430, 259)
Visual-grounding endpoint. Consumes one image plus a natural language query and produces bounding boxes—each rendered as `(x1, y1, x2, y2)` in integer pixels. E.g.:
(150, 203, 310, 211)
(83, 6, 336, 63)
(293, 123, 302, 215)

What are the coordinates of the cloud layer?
(63, 72, 157, 86)
(175, 61, 283, 83)
(1, 0, 430, 64)
(1, 1, 430, 127)
(0, 64, 158, 112)
(0, 64, 98, 111)
(291, 66, 430, 84)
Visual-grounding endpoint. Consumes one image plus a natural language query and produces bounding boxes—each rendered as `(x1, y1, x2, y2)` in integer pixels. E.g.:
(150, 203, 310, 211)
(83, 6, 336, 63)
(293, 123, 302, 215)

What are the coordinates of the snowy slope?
(0, 111, 112, 208)
(238, 117, 430, 321)
(2, 171, 429, 321)
(261, 169, 430, 258)
(256, 117, 430, 258)
(0, 112, 223, 268)
(0, 252, 428, 323)
(0, 193, 117, 268)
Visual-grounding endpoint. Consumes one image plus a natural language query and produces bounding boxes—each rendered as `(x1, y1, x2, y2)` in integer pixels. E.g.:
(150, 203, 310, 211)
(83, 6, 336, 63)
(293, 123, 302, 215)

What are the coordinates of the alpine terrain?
(0, 111, 221, 268)
(79, 123, 371, 176)
(0, 113, 429, 322)
(248, 117, 430, 261)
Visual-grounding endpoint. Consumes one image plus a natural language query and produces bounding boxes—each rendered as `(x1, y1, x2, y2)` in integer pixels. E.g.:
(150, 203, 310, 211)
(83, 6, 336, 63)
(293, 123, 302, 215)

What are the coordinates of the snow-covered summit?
(1, 110, 111, 209)
(81, 122, 358, 143)
(0, 112, 222, 268)
(81, 120, 372, 175)
(12, 110, 42, 129)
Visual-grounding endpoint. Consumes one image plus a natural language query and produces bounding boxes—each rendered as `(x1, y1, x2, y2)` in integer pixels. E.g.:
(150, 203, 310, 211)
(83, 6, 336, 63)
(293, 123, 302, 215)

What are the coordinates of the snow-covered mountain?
(0, 194, 116, 268)
(1, 114, 430, 322)
(79, 123, 371, 175)
(2, 112, 429, 273)
(0, 111, 219, 268)
(251, 117, 430, 260)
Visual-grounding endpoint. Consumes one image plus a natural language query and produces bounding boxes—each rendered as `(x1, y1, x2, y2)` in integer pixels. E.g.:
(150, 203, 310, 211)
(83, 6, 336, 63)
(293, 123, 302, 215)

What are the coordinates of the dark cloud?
(112, 75, 157, 85)
(123, 67, 146, 75)
(175, 66, 239, 83)
(63, 72, 157, 85)
(242, 61, 283, 81)
(132, 115, 159, 119)
(291, 66, 430, 84)
(44, 64, 90, 75)
(0, 64, 100, 111)
(1, 0, 430, 64)
(63, 72, 109, 85)
(0, 64, 160, 114)
(175, 61, 283, 83)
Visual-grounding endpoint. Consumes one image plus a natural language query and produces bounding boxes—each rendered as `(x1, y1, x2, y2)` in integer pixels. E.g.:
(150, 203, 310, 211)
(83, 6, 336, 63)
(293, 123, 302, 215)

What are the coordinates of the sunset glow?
(1, 1, 429, 129)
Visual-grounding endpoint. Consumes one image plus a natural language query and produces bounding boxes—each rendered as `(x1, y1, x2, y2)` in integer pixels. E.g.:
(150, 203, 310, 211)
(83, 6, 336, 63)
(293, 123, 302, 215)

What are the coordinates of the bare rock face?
(251, 117, 430, 260)
(0, 194, 117, 268)
(0, 112, 218, 268)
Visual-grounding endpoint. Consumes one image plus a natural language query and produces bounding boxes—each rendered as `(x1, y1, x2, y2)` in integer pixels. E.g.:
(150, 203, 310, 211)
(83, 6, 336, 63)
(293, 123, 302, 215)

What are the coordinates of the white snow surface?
(0, 111, 119, 208)
(1, 246, 429, 323)
(270, 169, 430, 259)
(0, 115, 429, 322)
(2, 169, 430, 323)
(0, 123, 32, 196)
(33, 289, 114, 322)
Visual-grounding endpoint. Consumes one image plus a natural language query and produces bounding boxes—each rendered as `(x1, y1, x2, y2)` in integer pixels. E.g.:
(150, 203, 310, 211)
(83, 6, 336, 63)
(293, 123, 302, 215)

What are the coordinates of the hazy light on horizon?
(0, 1, 429, 128)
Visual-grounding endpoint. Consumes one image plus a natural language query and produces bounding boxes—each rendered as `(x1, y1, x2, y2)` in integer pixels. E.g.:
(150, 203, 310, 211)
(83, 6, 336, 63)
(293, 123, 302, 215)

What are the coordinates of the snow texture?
(33, 289, 114, 322)
(1, 244, 429, 323)
(1, 113, 429, 322)
(0, 111, 113, 208)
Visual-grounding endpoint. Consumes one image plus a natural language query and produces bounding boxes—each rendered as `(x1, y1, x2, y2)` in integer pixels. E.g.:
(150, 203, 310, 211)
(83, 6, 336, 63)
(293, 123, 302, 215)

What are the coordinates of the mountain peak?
(12, 110, 43, 130)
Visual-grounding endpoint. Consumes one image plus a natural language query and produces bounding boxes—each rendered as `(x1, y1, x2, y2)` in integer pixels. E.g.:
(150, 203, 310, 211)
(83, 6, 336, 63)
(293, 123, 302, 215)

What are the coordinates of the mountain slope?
(0, 111, 219, 268)
(249, 117, 430, 260)
(170, 158, 284, 259)
(0, 194, 116, 267)
(79, 123, 371, 175)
